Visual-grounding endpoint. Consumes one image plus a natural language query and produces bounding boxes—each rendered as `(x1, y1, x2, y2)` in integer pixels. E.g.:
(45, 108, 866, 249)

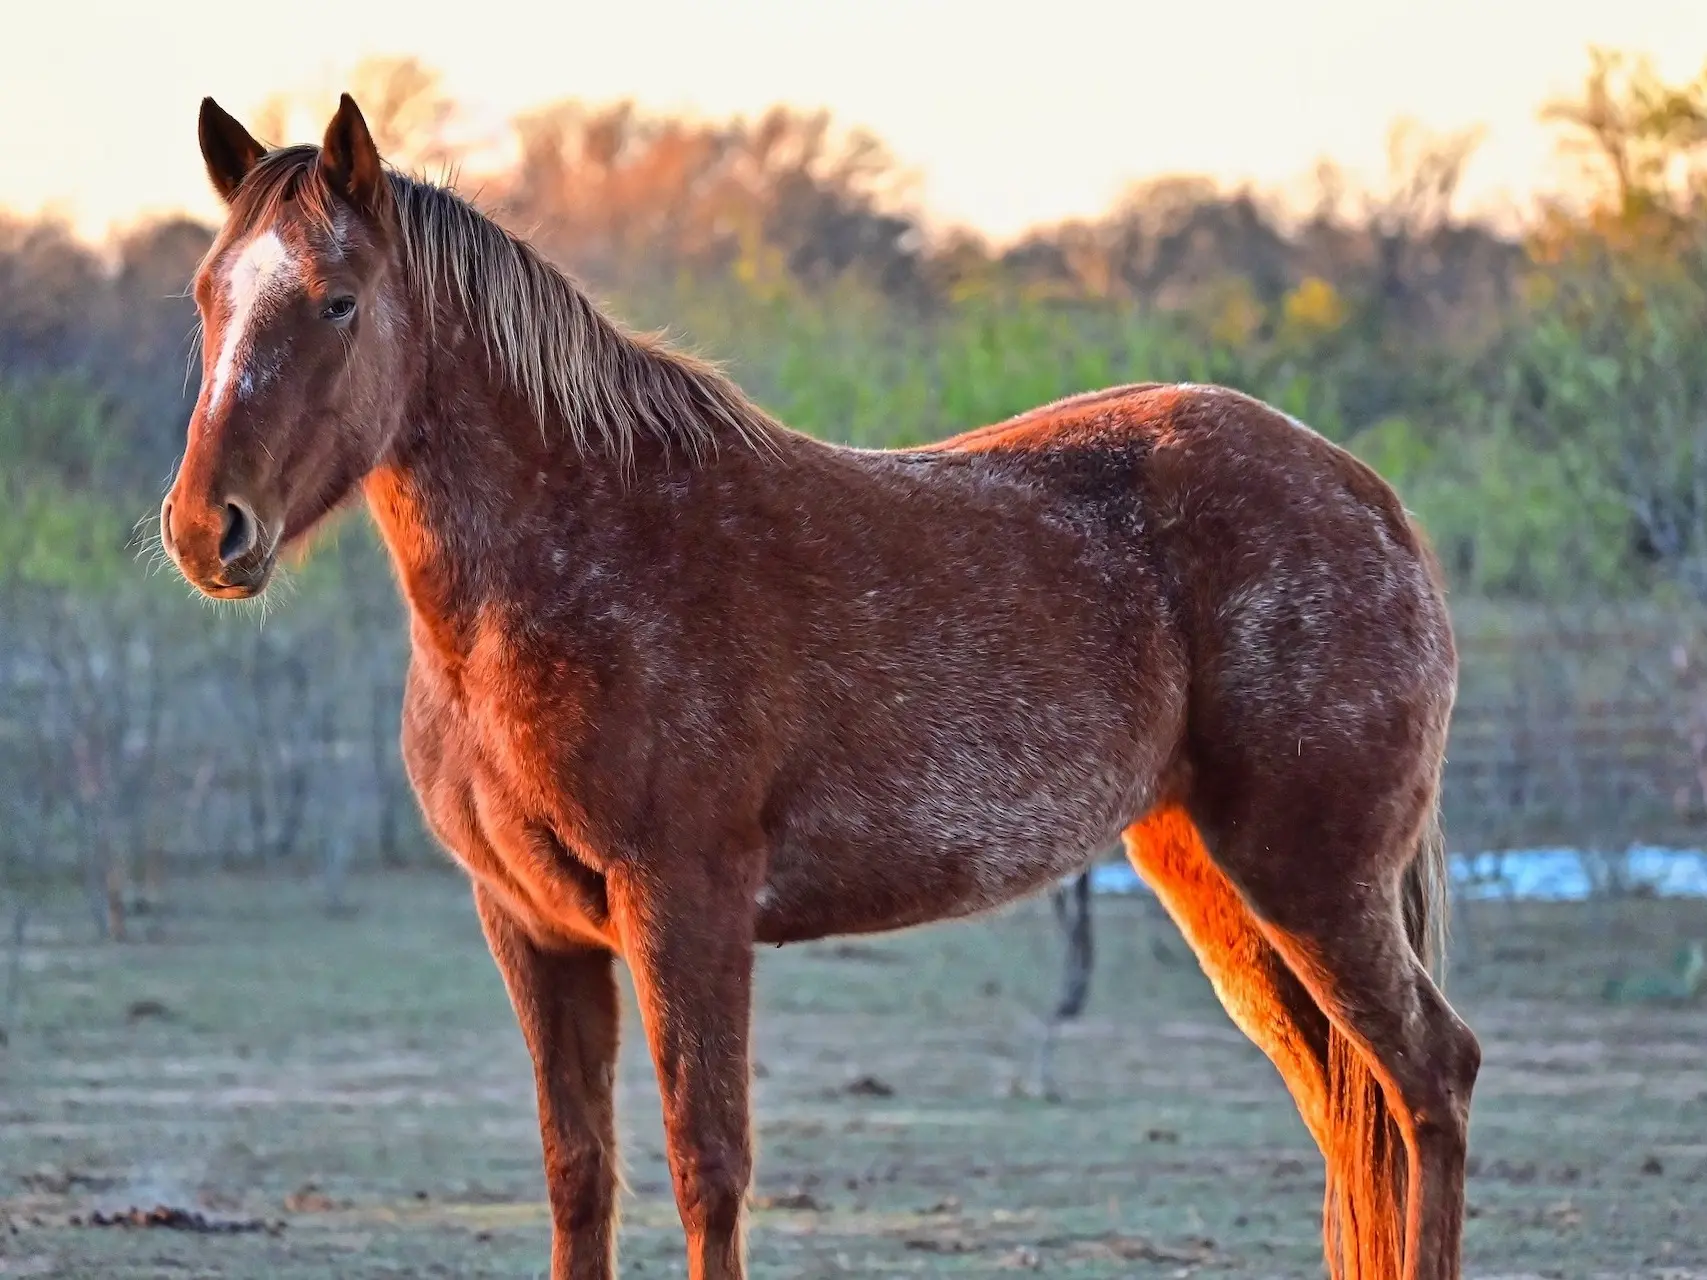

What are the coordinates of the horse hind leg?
(1123, 805, 1335, 1152)
(1125, 806, 1412, 1277)
(1224, 805, 1480, 1280)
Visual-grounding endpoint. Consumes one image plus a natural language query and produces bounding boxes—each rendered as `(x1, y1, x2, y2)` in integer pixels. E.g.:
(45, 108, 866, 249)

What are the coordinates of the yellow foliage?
(1283, 276, 1347, 335)
(1518, 271, 1558, 311)
(1208, 281, 1264, 348)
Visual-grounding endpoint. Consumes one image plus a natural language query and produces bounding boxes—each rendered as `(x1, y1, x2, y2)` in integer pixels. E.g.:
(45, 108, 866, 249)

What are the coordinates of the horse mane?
(222, 146, 782, 464)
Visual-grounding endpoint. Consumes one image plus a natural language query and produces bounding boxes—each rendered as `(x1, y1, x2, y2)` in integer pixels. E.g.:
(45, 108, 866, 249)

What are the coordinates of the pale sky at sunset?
(6, 0, 1705, 245)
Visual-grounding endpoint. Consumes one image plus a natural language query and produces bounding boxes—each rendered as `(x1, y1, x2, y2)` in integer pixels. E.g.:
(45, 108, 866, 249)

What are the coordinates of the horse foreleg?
(609, 863, 759, 1280)
(474, 886, 622, 1280)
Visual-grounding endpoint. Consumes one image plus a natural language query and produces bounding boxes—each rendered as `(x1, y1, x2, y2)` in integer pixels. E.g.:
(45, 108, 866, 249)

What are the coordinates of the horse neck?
(363, 340, 583, 663)
(359, 328, 738, 670)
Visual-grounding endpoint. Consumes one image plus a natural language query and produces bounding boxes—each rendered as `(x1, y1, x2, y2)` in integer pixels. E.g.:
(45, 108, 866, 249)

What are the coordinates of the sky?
(5, 0, 1705, 245)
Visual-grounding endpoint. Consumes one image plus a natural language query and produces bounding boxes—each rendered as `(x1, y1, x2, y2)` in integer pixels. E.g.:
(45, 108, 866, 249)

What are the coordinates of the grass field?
(1, 870, 1703, 1278)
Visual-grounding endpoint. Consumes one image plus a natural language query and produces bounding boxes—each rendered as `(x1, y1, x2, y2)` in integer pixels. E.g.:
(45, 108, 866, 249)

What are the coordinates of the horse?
(160, 93, 1480, 1280)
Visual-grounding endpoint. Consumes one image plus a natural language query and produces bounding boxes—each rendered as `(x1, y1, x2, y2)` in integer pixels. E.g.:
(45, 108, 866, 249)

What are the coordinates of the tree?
(1538, 48, 1707, 256)
(501, 98, 925, 299)
(1511, 52, 1707, 602)
(253, 56, 462, 177)
(1505, 52, 1707, 841)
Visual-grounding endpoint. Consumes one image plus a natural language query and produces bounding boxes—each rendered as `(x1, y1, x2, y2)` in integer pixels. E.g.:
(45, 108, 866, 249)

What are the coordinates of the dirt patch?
(73, 1206, 284, 1235)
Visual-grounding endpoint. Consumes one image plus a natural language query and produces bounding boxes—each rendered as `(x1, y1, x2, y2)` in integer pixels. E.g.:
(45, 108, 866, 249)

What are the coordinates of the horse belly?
(757, 738, 1153, 941)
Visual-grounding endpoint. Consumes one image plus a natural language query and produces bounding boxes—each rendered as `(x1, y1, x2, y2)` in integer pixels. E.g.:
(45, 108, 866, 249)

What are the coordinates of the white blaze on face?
(207, 230, 298, 413)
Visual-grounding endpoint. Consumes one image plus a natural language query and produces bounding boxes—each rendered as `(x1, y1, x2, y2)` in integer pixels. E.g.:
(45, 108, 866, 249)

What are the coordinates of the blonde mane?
(225, 147, 782, 464)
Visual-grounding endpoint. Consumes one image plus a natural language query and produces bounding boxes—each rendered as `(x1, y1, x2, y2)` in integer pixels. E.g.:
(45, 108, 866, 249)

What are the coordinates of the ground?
(0, 871, 1703, 1279)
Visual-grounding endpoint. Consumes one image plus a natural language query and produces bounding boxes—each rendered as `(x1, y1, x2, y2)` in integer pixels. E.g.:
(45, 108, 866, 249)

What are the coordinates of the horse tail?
(1322, 787, 1446, 1280)
(1402, 793, 1450, 980)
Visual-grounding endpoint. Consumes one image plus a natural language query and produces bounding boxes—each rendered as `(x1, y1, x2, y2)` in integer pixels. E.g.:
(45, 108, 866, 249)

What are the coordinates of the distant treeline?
(1, 48, 1704, 604)
(2, 49, 1706, 901)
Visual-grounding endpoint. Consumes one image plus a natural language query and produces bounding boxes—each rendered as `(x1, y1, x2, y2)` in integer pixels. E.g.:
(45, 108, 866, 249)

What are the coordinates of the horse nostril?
(218, 501, 259, 565)
(160, 501, 176, 551)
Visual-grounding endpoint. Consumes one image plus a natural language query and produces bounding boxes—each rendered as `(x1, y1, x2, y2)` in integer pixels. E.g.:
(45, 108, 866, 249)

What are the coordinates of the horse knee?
(673, 1146, 750, 1239)
(544, 1138, 615, 1232)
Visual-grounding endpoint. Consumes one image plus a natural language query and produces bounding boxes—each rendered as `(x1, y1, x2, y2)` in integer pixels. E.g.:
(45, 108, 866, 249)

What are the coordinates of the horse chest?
(400, 669, 614, 949)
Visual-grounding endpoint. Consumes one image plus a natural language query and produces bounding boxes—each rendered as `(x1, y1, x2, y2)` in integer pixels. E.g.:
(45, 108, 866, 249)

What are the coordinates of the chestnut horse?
(161, 94, 1479, 1280)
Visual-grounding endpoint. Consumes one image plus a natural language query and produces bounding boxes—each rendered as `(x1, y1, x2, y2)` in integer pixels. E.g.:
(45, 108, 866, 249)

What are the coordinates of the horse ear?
(199, 97, 266, 204)
(319, 94, 390, 217)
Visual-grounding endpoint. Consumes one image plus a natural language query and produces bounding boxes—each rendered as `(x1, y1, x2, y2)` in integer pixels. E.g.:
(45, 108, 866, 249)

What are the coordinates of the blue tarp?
(1087, 846, 1707, 901)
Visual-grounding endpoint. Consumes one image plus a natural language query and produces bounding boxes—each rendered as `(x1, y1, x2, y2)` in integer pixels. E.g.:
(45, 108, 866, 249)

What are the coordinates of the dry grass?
(0, 871, 1703, 1277)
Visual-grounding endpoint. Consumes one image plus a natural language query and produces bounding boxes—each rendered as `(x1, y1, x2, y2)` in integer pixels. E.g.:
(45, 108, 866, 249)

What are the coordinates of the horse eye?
(320, 296, 357, 322)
